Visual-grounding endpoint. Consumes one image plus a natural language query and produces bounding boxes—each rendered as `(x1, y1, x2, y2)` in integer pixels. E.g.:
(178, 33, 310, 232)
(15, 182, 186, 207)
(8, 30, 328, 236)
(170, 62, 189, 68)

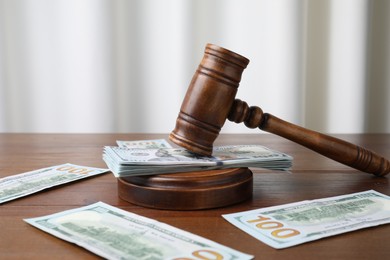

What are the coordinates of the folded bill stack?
(103, 139, 293, 177)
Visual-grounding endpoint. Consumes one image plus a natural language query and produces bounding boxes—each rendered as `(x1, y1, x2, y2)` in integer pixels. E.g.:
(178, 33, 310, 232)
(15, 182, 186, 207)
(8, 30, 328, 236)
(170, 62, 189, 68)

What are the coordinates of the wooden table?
(1, 133, 389, 259)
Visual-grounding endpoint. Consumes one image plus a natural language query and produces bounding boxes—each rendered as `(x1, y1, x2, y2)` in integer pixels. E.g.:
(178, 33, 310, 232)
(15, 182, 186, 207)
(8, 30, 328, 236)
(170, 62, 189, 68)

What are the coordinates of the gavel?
(169, 43, 390, 177)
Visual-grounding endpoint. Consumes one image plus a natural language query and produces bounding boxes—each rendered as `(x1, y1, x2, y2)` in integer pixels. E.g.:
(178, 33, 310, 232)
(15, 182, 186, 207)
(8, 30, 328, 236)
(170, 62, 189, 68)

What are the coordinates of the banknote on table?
(116, 139, 172, 149)
(0, 139, 172, 204)
(24, 202, 253, 260)
(0, 164, 109, 204)
(103, 144, 292, 177)
(223, 190, 390, 249)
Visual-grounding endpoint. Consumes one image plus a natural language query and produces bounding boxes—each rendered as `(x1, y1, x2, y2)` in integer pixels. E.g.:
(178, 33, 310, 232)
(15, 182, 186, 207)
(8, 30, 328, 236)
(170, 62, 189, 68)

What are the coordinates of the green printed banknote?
(116, 139, 172, 149)
(25, 202, 253, 259)
(223, 190, 390, 249)
(104, 144, 292, 177)
(0, 139, 170, 204)
(0, 163, 109, 204)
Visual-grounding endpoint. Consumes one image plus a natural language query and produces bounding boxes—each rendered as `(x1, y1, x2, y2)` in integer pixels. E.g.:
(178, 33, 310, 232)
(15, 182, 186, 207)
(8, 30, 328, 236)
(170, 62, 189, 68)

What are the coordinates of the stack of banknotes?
(103, 139, 293, 177)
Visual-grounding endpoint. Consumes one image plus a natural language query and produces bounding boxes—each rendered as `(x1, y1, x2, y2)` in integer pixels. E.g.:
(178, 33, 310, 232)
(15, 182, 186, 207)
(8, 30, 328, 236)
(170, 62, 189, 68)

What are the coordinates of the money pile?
(103, 139, 292, 177)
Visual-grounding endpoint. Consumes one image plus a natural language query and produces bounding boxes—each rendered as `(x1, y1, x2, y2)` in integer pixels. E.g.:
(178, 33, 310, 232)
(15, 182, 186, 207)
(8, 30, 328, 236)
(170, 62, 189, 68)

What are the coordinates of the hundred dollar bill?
(223, 190, 390, 249)
(103, 145, 292, 177)
(25, 202, 253, 260)
(116, 139, 172, 149)
(0, 164, 109, 204)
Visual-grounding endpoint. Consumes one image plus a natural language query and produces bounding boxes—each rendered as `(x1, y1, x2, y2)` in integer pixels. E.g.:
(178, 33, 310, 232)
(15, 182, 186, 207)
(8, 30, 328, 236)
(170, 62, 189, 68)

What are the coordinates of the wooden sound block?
(118, 168, 253, 210)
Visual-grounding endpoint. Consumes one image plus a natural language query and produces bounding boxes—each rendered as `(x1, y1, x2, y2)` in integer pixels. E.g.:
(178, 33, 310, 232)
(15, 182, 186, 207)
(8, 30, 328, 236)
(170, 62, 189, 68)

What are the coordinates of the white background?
(0, 0, 389, 133)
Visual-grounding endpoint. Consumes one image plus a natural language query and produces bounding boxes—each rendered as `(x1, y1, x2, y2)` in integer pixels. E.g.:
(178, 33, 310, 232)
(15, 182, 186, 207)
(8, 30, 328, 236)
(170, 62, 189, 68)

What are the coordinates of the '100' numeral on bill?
(246, 215, 301, 239)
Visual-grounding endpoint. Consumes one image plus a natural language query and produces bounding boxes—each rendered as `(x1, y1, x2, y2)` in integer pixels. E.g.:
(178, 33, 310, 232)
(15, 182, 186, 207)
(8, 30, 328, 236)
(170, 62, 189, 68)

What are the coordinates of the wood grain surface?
(0, 133, 389, 259)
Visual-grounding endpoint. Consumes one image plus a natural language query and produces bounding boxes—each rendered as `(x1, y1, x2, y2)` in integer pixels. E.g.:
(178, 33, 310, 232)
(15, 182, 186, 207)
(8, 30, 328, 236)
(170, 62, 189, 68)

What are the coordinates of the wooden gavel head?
(169, 44, 249, 156)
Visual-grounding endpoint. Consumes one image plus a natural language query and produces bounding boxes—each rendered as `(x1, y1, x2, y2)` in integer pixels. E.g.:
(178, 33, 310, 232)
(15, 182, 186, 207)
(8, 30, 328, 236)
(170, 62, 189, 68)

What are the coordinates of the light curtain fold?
(0, 0, 388, 133)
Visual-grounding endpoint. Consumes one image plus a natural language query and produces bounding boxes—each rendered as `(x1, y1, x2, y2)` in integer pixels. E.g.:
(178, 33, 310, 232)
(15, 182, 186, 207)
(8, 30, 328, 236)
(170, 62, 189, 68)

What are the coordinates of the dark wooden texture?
(170, 44, 390, 176)
(170, 43, 249, 156)
(1, 133, 389, 259)
(118, 168, 253, 210)
(229, 99, 390, 176)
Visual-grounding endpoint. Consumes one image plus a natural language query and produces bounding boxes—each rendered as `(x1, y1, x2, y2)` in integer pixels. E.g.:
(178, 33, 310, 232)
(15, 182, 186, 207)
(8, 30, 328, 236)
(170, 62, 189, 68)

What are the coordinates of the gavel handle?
(228, 99, 390, 176)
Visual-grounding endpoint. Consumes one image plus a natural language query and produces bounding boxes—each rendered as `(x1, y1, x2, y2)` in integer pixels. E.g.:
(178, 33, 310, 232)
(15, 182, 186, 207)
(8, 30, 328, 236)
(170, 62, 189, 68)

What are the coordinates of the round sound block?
(118, 167, 253, 210)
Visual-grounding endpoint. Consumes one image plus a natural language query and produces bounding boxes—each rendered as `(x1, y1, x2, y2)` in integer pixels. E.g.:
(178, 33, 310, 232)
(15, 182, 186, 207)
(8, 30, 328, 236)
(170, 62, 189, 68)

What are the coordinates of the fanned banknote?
(223, 190, 390, 249)
(0, 139, 173, 204)
(116, 139, 172, 149)
(25, 202, 253, 260)
(103, 144, 292, 177)
(0, 163, 109, 204)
